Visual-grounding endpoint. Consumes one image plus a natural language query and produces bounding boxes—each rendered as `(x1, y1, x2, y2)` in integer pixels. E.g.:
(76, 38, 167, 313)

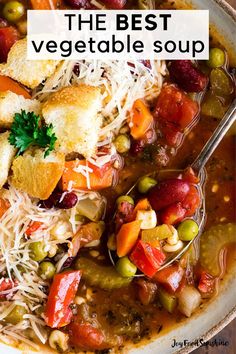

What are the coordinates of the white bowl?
(0, 1, 235, 353)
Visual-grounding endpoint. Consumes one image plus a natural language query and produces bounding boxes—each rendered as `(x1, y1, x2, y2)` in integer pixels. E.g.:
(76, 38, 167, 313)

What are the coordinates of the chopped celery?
(76, 198, 106, 221)
(200, 223, 236, 276)
(75, 257, 132, 290)
(210, 68, 234, 96)
(158, 288, 177, 313)
(201, 91, 227, 119)
(141, 224, 174, 243)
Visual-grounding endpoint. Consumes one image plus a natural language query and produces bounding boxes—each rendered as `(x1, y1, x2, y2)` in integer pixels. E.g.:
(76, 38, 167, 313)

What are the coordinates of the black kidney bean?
(40, 191, 78, 209)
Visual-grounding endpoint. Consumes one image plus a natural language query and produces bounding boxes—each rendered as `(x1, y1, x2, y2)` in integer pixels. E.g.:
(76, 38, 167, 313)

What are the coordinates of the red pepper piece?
(45, 270, 82, 328)
(169, 60, 208, 92)
(25, 221, 43, 237)
(0, 278, 17, 299)
(160, 202, 187, 225)
(155, 85, 199, 130)
(0, 27, 19, 63)
(153, 264, 185, 293)
(182, 167, 200, 184)
(69, 322, 106, 350)
(130, 240, 166, 278)
(148, 178, 190, 212)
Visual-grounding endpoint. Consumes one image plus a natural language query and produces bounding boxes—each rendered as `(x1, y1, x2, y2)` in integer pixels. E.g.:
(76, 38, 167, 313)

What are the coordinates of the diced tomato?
(69, 322, 106, 350)
(130, 240, 166, 278)
(182, 185, 201, 217)
(0, 278, 17, 299)
(45, 270, 82, 328)
(154, 264, 185, 293)
(25, 221, 43, 237)
(102, 0, 126, 9)
(161, 123, 183, 147)
(160, 202, 186, 225)
(136, 279, 158, 305)
(155, 85, 199, 130)
(182, 167, 200, 184)
(198, 271, 216, 295)
(0, 198, 10, 218)
(0, 27, 19, 63)
(115, 201, 135, 231)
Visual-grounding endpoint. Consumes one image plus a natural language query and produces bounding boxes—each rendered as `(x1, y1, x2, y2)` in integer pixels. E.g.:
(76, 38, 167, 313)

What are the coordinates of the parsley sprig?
(9, 110, 57, 157)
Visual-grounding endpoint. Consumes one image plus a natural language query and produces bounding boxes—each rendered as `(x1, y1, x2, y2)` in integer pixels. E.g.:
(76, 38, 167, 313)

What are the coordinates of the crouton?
(42, 85, 102, 158)
(0, 39, 59, 89)
(0, 132, 17, 189)
(11, 148, 65, 200)
(0, 91, 41, 128)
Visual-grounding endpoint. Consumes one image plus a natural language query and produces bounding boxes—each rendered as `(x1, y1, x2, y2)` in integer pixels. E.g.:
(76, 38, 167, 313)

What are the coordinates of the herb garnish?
(8, 110, 57, 157)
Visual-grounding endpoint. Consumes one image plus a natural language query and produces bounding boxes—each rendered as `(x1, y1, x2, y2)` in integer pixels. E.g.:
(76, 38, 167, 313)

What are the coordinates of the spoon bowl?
(109, 98, 236, 273)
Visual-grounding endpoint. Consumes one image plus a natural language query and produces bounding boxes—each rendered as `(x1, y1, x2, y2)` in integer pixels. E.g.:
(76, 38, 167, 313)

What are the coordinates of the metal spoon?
(109, 98, 236, 272)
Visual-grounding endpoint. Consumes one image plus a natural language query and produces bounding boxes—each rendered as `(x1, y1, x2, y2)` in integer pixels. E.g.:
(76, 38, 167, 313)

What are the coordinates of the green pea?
(29, 241, 48, 262)
(138, 176, 157, 194)
(114, 134, 131, 154)
(116, 257, 137, 278)
(178, 220, 199, 241)
(207, 48, 225, 68)
(38, 261, 56, 280)
(116, 195, 134, 206)
(5, 305, 27, 325)
(3, 1, 25, 23)
(138, 0, 149, 9)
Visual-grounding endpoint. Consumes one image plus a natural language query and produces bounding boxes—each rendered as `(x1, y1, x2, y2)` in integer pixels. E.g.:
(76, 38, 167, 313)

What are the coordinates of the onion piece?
(178, 286, 201, 317)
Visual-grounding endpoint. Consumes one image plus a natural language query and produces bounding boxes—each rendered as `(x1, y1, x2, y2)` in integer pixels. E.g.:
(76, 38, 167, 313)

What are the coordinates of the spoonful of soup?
(108, 98, 236, 278)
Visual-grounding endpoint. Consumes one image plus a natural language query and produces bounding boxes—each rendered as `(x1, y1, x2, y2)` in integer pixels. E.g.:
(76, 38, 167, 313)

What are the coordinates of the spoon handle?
(192, 98, 236, 173)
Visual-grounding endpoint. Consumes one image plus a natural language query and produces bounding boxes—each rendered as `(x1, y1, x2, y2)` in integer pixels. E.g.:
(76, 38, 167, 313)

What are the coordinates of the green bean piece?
(178, 220, 199, 241)
(158, 288, 177, 313)
(116, 195, 134, 206)
(114, 134, 131, 154)
(75, 257, 132, 290)
(5, 305, 27, 325)
(207, 48, 225, 68)
(3, 1, 24, 23)
(29, 241, 48, 262)
(38, 261, 56, 280)
(137, 176, 157, 194)
(116, 257, 137, 278)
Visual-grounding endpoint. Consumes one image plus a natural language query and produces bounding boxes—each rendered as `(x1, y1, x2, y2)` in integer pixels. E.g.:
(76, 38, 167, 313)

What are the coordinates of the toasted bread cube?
(0, 91, 41, 128)
(11, 148, 65, 199)
(42, 85, 102, 158)
(0, 39, 59, 89)
(0, 132, 17, 189)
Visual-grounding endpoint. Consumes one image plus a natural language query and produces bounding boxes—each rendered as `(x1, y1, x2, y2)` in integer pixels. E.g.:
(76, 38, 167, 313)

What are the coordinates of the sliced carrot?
(0, 75, 31, 99)
(0, 198, 10, 219)
(61, 160, 114, 191)
(30, 0, 57, 9)
(116, 220, 141, 257)
(130, 99, 154, 139)
(134, 198, 151, 214)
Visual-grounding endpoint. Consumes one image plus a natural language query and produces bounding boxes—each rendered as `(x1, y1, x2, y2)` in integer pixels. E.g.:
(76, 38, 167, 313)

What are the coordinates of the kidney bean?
(148, 178, 190, 212)
(64, 0, 94, 9)
(130, 139, 145, 156)
(160, 202, 186, 225)
(40, 191, 78, 209)
(102, 0, 126, 9)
